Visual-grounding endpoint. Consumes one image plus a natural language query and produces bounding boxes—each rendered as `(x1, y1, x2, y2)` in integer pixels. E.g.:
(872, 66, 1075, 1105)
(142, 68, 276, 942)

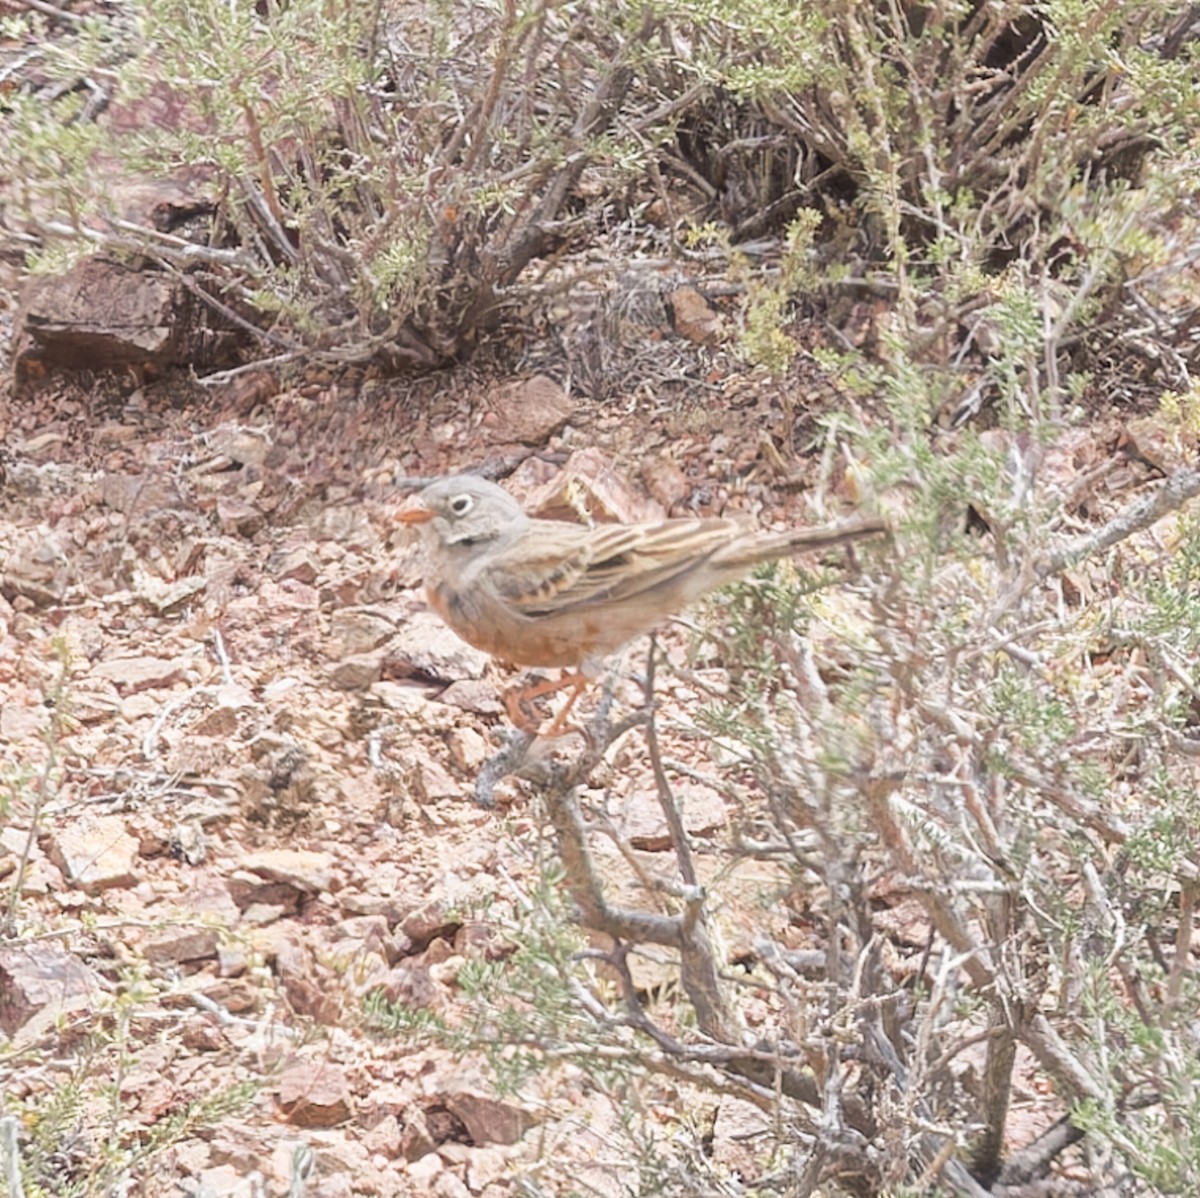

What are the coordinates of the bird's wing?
(487, 518, 738, 616)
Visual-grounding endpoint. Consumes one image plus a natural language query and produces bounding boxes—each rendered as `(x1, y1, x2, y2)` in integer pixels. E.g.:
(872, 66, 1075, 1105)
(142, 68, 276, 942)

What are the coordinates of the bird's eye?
(449, 494, 474, 517)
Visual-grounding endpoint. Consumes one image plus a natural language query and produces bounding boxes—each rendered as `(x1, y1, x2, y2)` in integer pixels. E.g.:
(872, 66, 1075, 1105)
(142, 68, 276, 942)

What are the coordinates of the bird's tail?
(714, 515, 888, 570)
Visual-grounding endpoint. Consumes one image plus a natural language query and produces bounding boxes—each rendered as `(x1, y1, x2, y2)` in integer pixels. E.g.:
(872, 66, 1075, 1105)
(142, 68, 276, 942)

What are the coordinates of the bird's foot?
(503, 672, 590, 737)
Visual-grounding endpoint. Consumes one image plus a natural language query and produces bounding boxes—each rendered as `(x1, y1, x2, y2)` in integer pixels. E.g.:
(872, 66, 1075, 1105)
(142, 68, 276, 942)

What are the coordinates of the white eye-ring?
(449, 493, 474, 517)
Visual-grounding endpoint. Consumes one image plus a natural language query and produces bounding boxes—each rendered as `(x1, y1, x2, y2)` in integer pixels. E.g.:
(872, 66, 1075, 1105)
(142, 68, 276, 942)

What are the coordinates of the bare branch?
(1039, 466, 1200, 577)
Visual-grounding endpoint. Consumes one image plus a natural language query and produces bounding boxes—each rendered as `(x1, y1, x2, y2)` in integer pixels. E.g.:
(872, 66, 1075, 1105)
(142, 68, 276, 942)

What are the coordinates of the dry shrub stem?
(1040, 464, 1200, 577)
(0, 1116, 24, 1198)
(2, 660, 68, 938)
(491, 637, 1026, 1193)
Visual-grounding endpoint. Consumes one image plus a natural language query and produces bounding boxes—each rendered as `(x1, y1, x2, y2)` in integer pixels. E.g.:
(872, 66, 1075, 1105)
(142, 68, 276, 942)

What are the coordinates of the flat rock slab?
(387, 609, 491, 682)
(11, 255, 241, 393)
(276, 1059, 354, 1127)
(141, 925, 221, 965)
(523, 446, 666, 524)
(620, 786, 728, 851)
(441, 1082, 539, 1146)
(0, 945, 103, 1036)
(328, 607, 397, 658)
(239, 849, 336, 895)
(486, 374, 575, 445)
(49, 813, 140, 893)
(90, 655, 192, 693)
(13, 257, 189, 394)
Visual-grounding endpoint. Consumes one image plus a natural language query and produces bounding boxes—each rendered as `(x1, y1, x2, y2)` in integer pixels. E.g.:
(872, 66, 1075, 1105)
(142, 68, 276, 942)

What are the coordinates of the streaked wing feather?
(488, 518, 738, 616)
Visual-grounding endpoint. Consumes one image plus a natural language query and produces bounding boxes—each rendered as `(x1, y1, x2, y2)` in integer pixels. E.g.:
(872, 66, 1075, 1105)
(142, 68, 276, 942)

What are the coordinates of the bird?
(398, 474, 885, 734)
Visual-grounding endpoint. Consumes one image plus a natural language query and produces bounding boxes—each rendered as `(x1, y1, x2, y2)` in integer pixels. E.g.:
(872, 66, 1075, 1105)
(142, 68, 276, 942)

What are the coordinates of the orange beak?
(397, 500, 434, 526)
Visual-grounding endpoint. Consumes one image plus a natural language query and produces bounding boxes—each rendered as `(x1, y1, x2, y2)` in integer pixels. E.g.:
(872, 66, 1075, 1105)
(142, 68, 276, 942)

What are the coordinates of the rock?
(441, 1085, 537, 1147)
(487, 375, 575, 445)
(0, 702, 48, 740)
(1116, 415, 1185, 474)
(306, 503, 378, 555)
(331, 914, 390, 946)
(141, 925, 220, 965)
(463, 1145, 511, 1192)
(180, 874, 242, 924)
(368, 680, 433, 717)
(364, 1114, 403, 1158)
(404, 756, 465, 804)
(97, 470, 186, 517)
(121, 692, 168, 721)
(18, 431, 67, 456)
(423, 937, 457, 966)
(400, 899, 463, 946)
(435, 680, 503, 715)
(216, 496, 264, 537)
(427, 955, 464, 988)
(640, 454, 693, 513)
(89, 655, 191, 693)
(119, 1063, 180, 1120)
(407, 1151, 444, 1185)
(241, 902, 290, 925)
(327, 652, 384, 690)
(400, 1109, 438, 1162)
(181, 1015, 228, 1051)
(335, 947, 390, 994)
(132, 571, 208, 613)
(669, 284, 723, 345)
(276, 1059, 354, 1128)
(871, 895, 933, 947)
(161, 1137, 214, 1180)
(387, 609, 491, 681)
(5, 854, 62, 897)
(191, 1164, 259, 1197)
(49, 813, 139, 892)
(369, 955, 441, 1013)
(447, 728, 489, 772)
(227, 877, 301, 916)
(0, 945, 102, 1036)
(620, 786, 727, 851)
(65, 689, 122, 725)
(307, 1173, 357, 1198)
(711, 1095, 770, 1180)
(335, 886, 405, 921)
(453, 922, 512, 962)
(328, 608, 396, 658)
(217, 946, 248, 977)
(525, 448, 665, 524)
(275, 547, 320, 584)
(205, 424, 272, 469)
(275, 937, 340, 1024)
(156, 970, 257, 1015)
(431, 1170, 472, 1198)
(244, 849, 334, 893)
(188, 703, 241, 738)
(372, 960, 441, 1010)
(228, 849, 336, 911)
(11, 257, 196, 393)
(1, 528, 76, 604)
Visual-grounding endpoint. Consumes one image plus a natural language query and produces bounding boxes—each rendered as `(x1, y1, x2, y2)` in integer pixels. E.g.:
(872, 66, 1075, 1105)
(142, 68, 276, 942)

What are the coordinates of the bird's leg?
(503, 687, 540, 732)
(504, 672, 590, 736)
(542, 674, 589, 737)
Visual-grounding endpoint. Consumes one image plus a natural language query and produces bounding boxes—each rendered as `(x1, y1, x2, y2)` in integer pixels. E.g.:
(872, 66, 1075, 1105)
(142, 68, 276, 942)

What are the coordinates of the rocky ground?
(0, 264, 909, 1197)
(6, 2, 1200, 1191)
(3, 153, 1194, 1196)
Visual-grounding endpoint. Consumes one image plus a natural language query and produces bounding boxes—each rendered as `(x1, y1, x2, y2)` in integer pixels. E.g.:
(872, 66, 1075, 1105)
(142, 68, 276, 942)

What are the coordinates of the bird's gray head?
(397, 475, 527, 548)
